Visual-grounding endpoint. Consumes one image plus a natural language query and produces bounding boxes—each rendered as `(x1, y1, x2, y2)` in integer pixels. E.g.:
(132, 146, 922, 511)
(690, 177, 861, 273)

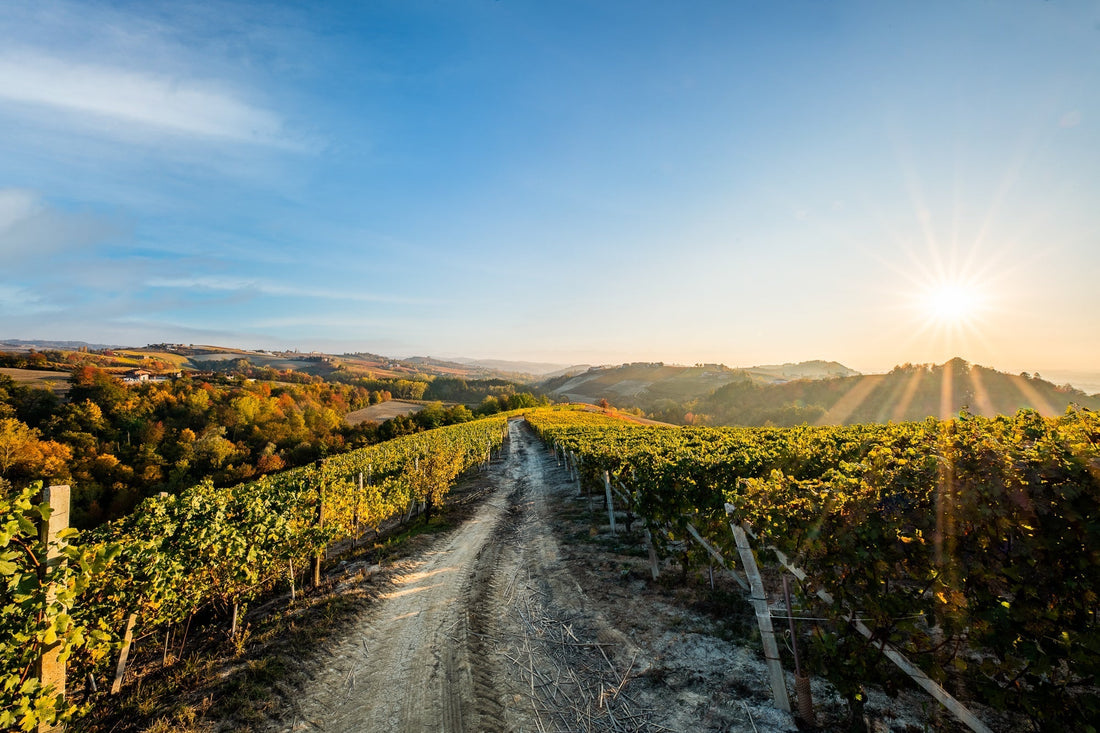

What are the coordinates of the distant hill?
(540, 360, 855, 409)
(544, 358, 1099, 426)
(745, 360, 860, 382)
(693, 358, 1100, 427)
(449, 357, 574, 376)
(1, 338, 120, 351)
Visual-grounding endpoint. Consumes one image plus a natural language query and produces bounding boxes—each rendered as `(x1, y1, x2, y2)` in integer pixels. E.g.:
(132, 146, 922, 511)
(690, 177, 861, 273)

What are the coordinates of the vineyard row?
(2, 415, 511, 731)
(525, 407, 1100, 731)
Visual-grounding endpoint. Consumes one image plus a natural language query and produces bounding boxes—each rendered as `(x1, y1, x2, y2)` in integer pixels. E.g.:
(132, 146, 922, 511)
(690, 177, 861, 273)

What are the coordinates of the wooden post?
(644, 528, 660, 579)
(288, 559, 296, 602)
(36, 484, 69, 730)
(162, 623, 172, 667)
(353, 471, 363, 547)
(311, 487, 324, 588)
(405, 458, 417, 522)
(731, 523, 791, 713)
(685, 521, 750, 591)
(727, 508, 992, 733)
(603, 471, 617, 533)
(111, 613, 137, 695)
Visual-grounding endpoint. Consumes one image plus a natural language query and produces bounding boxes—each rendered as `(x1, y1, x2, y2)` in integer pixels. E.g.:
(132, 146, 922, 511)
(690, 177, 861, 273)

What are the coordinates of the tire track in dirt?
(271, 419, 801, 733)
(273, 424, 525, 732)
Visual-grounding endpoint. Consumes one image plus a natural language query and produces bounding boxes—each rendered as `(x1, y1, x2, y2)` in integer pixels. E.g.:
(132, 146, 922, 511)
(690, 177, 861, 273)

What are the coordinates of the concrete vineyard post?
(36, 485, 69, 732)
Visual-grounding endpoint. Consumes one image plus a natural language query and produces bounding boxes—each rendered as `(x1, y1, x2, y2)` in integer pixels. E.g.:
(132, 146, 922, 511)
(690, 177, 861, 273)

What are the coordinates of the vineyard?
(1, 415, 509, 731)
(5, 404, 1100, 731)
(526, 407, 1100, 731)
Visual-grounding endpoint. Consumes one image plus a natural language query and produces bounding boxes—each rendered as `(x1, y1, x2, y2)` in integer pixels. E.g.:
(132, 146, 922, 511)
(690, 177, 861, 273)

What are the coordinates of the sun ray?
(1008, 374, 1058, 417)
(891, 367, 925, 422)
(940, 361, 955, 420)
(816, 375, 886, 425)
(966, 365, 996, 417)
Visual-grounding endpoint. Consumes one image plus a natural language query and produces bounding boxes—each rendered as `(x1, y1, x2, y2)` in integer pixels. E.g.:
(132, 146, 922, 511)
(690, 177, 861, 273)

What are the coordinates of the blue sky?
(1, 0, 1097, 374)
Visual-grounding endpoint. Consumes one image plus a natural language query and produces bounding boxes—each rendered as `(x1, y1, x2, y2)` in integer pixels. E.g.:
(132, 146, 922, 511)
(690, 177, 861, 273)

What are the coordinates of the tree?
(475, 396, 501, 416)
(0, 418, 71, 484)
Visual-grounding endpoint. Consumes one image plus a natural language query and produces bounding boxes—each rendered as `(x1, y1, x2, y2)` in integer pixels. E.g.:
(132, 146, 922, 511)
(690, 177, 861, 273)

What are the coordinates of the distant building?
(121, 369, 179, 384)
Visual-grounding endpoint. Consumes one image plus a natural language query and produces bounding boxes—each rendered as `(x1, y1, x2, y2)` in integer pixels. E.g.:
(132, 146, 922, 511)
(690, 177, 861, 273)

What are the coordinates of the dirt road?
(272, 419, 801, 732)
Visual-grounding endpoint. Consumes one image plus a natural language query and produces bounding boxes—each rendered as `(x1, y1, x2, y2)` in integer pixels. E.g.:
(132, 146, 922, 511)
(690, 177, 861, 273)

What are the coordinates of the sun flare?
(893, 256, 1001, 361)
(924, 284, 982, 325)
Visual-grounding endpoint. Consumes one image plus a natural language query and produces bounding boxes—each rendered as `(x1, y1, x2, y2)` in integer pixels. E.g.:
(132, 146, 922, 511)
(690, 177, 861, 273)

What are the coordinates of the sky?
(0, 0, 1097, 375)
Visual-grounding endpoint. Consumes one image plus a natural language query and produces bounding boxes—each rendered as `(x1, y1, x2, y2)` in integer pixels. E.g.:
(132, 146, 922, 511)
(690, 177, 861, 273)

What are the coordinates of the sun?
(923, 283, 983, 325)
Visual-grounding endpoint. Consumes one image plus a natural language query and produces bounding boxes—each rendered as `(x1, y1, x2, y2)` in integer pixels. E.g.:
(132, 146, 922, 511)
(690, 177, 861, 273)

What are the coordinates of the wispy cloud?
(0, 284, 61, 315)
(146, 276, 439, 306)
(0, 49, 290, 147)
(0, 188, 119, 261)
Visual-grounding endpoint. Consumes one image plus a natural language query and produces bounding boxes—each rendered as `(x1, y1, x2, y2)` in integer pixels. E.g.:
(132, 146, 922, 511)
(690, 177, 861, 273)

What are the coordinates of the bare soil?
(344, 401, 426, 426)
(263, 420, 967, 733)
(0, 366, 71, 393)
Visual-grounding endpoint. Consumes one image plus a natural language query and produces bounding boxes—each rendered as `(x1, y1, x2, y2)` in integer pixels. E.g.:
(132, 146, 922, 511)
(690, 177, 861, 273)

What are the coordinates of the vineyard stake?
(644, 528, 660, 579)
(178, 612, 193, 658)
(731, 523, 791, 713)
(110, 613, 138, 695)
(603, 471, 617, 533)
(311, 486, 324, 589)
(727, 507, 993, 733)
(35, 485, 68, 729)
(354, 471, 363, 547)
(685, 521, 749, 591)
(783, 575, 815, 724)
(36, 484, 70, 731)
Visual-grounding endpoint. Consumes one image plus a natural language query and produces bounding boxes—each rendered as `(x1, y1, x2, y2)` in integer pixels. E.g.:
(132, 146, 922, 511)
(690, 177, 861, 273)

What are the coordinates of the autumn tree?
(0, 418, 72, 486)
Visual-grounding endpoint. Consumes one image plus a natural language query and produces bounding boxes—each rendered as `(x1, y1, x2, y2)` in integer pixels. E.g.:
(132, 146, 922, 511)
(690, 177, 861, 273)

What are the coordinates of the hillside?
(544, 358, 1099, 427)
(0, 341, 548, 384)
(539, 360, 859, 412)
(693, 358, 1100, 426)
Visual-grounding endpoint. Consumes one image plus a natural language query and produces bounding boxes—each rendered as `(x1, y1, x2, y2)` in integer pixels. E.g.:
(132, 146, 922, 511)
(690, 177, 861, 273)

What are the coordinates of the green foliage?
(1, 367, 387, 528)
(1, 417, 509, 727)
(0, 483, 118, 731)
(527, 406, 1100, 729)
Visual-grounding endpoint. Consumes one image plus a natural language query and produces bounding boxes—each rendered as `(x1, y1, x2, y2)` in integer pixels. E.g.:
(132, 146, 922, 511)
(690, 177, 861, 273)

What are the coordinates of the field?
(110, 350, 191, 369)
(344, 400, 426, 425)
(187, 352, 317, 370)
(0, 366, 72, 393)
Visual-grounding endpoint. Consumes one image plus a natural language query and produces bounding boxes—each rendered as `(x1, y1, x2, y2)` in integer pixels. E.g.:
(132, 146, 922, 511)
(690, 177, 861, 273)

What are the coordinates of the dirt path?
(270, 420, 802, 733)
